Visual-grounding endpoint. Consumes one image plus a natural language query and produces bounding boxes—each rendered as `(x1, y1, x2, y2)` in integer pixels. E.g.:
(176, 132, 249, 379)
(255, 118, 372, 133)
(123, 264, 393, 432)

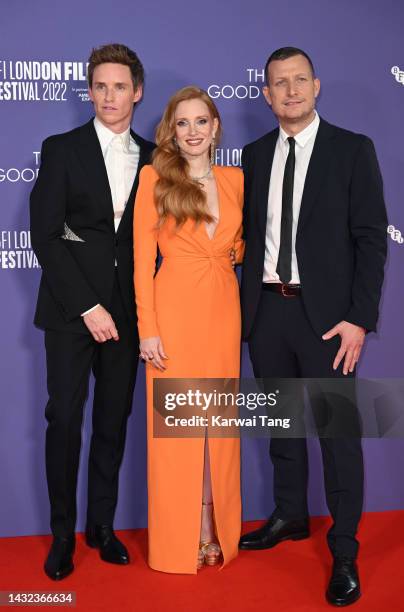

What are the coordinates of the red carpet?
(0, 512, 403, 611)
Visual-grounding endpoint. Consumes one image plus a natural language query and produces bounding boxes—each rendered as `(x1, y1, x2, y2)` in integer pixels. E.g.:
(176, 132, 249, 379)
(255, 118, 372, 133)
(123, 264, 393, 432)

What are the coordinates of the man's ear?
(133, 85, 143, 104)
(262, 85, 272, 107)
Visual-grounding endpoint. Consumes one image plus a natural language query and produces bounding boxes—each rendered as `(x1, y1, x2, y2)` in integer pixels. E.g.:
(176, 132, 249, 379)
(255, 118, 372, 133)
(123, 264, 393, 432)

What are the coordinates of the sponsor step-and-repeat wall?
(1, 0, 404, 537)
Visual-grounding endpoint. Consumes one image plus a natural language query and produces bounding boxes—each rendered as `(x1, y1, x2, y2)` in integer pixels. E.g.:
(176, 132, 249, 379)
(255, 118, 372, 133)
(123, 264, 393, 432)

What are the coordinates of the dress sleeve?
(133, 165, 160, 338)
(234, 168, 245, 263)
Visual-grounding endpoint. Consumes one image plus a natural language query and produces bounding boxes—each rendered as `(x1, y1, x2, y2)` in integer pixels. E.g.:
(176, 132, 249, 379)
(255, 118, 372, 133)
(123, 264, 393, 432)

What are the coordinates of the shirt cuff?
(81, 304, 100, 317)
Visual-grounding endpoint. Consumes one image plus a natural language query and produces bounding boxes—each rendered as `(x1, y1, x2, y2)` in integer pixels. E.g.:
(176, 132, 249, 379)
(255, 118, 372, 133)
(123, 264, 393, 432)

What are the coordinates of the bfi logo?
(387, 225, 403, 244)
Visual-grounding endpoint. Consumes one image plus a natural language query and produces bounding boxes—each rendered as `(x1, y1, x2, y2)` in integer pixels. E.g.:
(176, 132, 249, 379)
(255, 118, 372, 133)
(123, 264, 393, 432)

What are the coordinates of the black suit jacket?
(241, 118, 388, 340)
(30, 119, 155, 333)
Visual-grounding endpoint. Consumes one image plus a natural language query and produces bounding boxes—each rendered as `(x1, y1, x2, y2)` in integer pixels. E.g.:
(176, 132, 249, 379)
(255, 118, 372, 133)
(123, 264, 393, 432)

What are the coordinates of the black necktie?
(276, 136, 295, 284)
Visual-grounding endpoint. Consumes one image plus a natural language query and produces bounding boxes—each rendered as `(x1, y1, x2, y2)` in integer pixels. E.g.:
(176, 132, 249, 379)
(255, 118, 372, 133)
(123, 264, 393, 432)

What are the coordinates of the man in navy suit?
(239, 47, 387, 606)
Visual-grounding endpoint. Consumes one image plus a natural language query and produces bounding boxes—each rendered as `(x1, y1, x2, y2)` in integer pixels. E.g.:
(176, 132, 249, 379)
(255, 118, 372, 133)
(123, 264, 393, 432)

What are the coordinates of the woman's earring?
(210, 136, 216, 165)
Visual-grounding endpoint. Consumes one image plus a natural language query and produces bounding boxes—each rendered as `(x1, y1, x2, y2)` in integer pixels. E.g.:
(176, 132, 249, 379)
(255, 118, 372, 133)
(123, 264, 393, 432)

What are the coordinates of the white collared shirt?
(93, 116, 140, 232)
(263, 110, 320, 284)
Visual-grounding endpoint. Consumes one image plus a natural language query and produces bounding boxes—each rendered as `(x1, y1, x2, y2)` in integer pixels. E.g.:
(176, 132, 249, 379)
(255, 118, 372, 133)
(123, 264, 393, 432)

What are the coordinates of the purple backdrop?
(1, 0, 403, 537)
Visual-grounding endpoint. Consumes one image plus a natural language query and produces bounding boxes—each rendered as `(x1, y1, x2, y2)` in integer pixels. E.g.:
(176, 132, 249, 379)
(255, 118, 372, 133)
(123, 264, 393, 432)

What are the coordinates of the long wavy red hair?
(152, 86, 222, 227)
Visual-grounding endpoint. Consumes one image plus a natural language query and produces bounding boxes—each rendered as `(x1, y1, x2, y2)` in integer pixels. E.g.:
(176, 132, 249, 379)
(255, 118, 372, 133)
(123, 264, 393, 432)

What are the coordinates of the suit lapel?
(127, 130, 150, 208)
(297, 119, 336, 233)
(75, 120, 114, 230)
(116, 131, 152, 236)
(255, 129, 278, 241)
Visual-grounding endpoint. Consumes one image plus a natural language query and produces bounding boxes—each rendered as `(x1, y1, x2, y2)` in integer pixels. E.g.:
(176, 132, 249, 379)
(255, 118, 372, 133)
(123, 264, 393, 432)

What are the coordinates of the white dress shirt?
(81, 118, 140, 317)
(263, 111, 320, 284)
(93, 116, 140, 232)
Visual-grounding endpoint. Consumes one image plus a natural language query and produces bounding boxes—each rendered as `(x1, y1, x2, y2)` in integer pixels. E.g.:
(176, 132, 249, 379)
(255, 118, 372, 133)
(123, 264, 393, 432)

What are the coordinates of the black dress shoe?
(239, 512, 310, 550)
(85, 525, 129, 565)
(326, 557, 361, 607)
(44, 535, 75, 580)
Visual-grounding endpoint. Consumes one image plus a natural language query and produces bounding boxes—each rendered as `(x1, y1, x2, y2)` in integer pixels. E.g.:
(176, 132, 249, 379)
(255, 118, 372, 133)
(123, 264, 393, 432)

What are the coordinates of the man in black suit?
(30, 44, 154, 580)
(239, 47, 387, 606)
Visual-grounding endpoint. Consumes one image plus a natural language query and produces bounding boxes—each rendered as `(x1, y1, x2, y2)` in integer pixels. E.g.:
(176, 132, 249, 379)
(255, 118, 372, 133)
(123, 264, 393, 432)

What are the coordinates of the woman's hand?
(230, 248, 236, 269)
(140, 336, 168, 371)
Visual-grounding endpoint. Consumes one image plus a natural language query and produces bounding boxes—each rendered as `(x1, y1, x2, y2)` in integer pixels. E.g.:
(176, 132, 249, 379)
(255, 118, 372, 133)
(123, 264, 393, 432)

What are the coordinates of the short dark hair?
(87, 43, 144, 91)
(264, 47, 315, 84)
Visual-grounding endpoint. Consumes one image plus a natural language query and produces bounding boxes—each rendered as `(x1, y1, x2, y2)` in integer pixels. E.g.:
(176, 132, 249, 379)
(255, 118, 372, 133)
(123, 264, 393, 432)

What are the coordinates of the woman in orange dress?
(133, 86, 243, 574)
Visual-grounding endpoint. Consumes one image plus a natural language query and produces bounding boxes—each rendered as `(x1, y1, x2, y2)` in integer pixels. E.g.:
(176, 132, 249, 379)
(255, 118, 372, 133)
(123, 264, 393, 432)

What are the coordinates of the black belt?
(262, 283, 301, 297)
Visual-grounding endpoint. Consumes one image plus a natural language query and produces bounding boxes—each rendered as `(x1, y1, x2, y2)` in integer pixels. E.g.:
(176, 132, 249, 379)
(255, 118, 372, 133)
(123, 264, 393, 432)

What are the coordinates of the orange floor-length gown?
(133, 164, 244, 574)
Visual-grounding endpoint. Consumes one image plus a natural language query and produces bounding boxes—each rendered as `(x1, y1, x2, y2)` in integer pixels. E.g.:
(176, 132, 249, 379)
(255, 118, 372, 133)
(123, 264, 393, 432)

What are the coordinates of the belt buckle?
(281, 283, 295, 298)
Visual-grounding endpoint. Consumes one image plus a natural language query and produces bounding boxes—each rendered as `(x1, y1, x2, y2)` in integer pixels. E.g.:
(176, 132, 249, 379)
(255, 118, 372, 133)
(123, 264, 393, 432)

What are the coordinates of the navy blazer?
(240, 118, 388, 339)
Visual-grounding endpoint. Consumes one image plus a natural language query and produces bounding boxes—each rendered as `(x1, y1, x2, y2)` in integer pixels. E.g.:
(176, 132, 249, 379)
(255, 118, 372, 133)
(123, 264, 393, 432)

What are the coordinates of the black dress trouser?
(44, 273, 139, 537)
(248, 289, 364, 559)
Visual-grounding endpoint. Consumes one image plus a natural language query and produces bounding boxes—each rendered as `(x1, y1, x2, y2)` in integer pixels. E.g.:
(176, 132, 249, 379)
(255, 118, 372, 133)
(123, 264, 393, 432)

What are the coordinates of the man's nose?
(105, 87, 114, 101)
(287, 81, 297, 96)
